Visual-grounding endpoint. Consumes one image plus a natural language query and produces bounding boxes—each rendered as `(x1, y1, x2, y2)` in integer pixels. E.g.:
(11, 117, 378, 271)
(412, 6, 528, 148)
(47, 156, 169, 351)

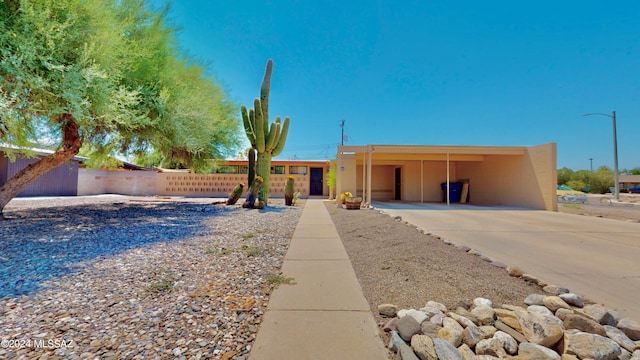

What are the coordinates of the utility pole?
(583, 111, 619, 200)
(589, 158, 593, 172)
(340, 119, 346, 146)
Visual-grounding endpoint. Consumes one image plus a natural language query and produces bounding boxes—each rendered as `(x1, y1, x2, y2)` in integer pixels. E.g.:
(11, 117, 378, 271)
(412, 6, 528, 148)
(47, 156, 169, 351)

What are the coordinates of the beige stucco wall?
(78, 161, 329, 199)
(78, 169, 157, 196)
(336, 143, 557, 210)
(336, 154, 357, 198)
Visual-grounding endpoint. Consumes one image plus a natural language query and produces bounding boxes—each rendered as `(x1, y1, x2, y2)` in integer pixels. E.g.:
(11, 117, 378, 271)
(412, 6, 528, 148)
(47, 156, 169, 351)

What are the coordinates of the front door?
(310, 167, 324, 195)
(395, 167, 401, 200)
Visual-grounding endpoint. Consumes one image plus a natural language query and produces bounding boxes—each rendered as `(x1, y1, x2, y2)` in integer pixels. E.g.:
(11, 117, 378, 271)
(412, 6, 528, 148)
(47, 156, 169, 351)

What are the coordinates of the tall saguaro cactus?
(241, 59, 290, 207)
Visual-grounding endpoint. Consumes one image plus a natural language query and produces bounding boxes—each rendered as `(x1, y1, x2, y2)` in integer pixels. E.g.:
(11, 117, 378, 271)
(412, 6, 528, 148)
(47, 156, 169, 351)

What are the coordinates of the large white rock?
(564, 331, 622, 360)
(516, 309, 564, 347)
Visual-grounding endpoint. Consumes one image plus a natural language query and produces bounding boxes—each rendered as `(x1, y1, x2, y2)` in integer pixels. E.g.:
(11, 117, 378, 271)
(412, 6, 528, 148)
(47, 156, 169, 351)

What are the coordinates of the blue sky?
(151, 1, 639, 171)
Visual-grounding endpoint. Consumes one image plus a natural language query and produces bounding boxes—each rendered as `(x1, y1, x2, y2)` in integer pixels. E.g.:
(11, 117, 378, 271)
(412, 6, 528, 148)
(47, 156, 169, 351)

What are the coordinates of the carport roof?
(338, 144, 528, 161)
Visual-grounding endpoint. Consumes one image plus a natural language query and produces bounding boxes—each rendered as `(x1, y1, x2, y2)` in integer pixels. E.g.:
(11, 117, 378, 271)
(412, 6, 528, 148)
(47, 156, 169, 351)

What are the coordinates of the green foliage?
(147, 278, 174, 293)
(243, 246, 262, 257)
(558, 166, 614, 194)
(0, 0, 240, 170)
(561, 203, 582, 210)
(566, 180, 587, 192)
(266, 274, 296, 288)
(241, 232, 255, 239)
(327, 159, 337, 188)
(557, 167, 573, 186)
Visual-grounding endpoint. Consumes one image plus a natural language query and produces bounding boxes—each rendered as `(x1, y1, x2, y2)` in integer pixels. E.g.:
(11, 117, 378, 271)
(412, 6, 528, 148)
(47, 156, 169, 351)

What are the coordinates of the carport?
(335, 143, 557, 211)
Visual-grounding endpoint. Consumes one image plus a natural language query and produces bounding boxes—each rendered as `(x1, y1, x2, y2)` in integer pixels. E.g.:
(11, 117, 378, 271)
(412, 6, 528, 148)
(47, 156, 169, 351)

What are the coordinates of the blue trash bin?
(441, 182, 463, 202)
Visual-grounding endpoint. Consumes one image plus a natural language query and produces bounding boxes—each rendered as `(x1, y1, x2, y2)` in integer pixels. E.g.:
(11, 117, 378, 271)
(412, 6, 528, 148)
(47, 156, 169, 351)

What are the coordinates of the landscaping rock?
(518, 342, 561, 360)
(617, 318, 640, 341)
(582, 304, 616, 326)
(471, 304, 495, 326)
(438, 317, 464, 347)
(603, 324, 637, 352)
(410, 335, 436, 360)
(559, 293, 584, 308)
(564, 332, 621, 360)
(563, 313, 607, 336)
(432, 338, 463, 360)
(516, 309, 565, 347)
(379, 303, 399, 317)
(397, 315, 422, 341)
(384, 293, 640, 360)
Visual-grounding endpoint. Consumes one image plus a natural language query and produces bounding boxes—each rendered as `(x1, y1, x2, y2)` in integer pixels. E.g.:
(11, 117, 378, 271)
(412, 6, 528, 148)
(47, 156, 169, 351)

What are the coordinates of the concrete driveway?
(372, 201, 640, 321)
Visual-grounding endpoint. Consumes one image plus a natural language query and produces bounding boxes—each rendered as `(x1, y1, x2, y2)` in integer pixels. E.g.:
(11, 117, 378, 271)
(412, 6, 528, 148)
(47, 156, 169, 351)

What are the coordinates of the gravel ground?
(1, 195, 637, 359)
(0, 195, 302, 360)
(557, 197, 640, 222)
(325, 202, 545, 342)
(325, 199, 640, 346)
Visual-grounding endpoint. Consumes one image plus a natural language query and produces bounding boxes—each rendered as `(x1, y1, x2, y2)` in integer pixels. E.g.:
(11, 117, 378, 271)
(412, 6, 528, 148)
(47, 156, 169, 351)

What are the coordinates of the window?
(289, 166, 308, 175)
(271, 165, 285, 174)
(214, 165, 239, 174)
(240, 166, 249, 174)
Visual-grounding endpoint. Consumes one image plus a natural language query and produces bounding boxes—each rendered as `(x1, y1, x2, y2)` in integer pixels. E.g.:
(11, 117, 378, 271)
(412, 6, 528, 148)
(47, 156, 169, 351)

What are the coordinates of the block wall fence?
(78, 167, 328, 198)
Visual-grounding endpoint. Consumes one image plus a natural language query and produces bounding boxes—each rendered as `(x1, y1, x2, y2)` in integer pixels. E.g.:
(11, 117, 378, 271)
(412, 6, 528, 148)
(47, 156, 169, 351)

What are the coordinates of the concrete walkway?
(250, 200, 389, 360)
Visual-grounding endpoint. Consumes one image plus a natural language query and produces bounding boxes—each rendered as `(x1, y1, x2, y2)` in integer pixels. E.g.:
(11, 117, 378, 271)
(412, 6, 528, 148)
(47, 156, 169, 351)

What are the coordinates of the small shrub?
(241, 233, 256, 240)
(267, 274, 296, 288)
(245, 246, 262, 257)
(206, 243, 220, 254)
(217, 248, 233, 256)
(147, 278, 174, 293)
(562, 203, 582, 210)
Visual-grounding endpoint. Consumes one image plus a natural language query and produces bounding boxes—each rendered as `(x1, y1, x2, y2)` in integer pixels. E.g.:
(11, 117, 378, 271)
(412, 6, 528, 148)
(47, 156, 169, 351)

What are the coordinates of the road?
(372, 201, 640, 321)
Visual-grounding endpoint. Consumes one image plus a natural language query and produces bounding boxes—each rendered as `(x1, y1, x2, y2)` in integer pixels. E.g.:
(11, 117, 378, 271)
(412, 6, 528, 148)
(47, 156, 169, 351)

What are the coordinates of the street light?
(583, 111, 619, 200)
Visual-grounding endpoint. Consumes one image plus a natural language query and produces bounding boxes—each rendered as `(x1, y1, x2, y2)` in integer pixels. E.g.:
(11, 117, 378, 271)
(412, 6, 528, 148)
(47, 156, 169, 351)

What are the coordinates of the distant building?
(0, 146, 85, 197)
(620, 174, 640, 188)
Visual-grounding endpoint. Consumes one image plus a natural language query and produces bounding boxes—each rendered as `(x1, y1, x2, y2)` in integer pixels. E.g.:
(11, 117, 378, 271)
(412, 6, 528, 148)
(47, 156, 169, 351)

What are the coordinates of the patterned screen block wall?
(158, 173, 309, 197)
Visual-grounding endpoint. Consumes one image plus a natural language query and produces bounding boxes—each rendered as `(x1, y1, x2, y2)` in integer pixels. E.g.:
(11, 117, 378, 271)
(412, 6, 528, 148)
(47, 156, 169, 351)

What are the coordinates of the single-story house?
(619, 174, 640, 189)
(0, 146, 84, 197)
(336, 143, 557, 210)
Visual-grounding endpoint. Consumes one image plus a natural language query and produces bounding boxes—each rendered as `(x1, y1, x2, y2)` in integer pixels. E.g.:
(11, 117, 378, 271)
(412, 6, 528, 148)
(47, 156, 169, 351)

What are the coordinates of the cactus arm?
(271, 116, 290, 157)
(241, 105, 256, 147)
(272, 117, 282, 150)
(265, 121, 279, 152)
(254, 99, 266, 153)
(260, 59, 273, 126)
(249, 109, 256, 134)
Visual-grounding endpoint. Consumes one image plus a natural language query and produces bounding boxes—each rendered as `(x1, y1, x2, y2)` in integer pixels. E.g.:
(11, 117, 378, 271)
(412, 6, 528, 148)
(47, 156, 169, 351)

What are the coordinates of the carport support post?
(367, 145, 372, 205)
(421, 160, 424, 203)
(446, 152, 450, 206)
(362, 151, 367, 203)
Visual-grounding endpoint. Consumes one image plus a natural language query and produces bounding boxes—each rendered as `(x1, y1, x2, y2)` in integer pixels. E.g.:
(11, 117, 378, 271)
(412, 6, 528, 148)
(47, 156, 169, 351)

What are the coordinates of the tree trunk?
(0, 114, 82, 217)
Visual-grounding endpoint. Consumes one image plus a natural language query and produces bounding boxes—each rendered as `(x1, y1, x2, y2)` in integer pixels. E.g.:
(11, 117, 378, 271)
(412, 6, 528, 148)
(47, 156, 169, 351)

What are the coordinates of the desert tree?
(0, 0, 240, 215)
